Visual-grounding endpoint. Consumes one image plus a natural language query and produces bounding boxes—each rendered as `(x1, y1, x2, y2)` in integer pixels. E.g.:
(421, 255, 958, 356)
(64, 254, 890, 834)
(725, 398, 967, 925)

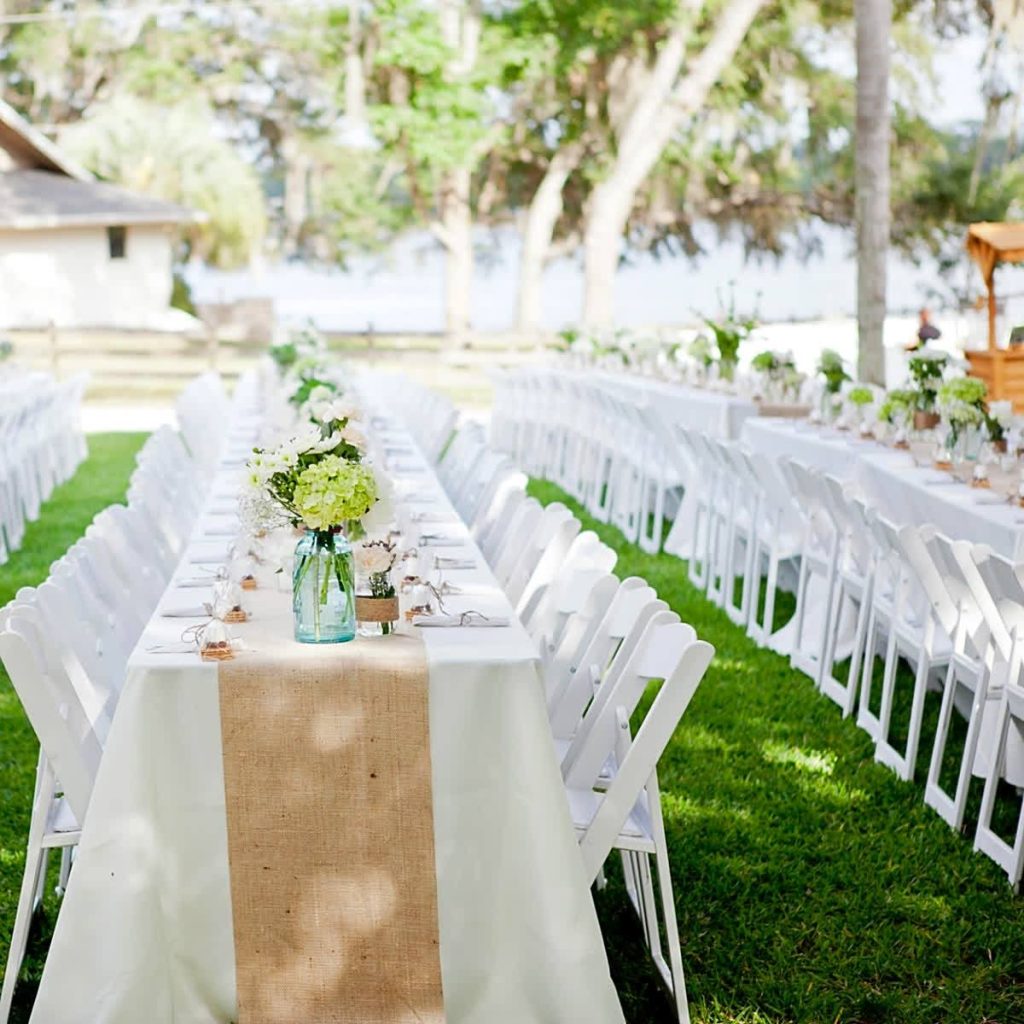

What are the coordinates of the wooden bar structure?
(965, 222, 1024, 411)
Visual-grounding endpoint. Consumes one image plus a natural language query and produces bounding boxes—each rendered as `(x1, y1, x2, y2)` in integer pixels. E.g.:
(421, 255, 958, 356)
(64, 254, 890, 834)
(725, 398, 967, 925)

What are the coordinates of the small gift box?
(971, 464, 991, 489)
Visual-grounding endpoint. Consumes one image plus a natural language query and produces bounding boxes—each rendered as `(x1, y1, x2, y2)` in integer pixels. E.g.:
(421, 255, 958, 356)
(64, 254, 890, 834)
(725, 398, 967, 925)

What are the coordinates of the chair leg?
(857, 609, 889, 742)
(0, 792, 50, 1022)
(925, 664, 988, 831)
(653, 842, 690, 1024)
(876, 649, 932, 781)
(974, 697, 1024, 888)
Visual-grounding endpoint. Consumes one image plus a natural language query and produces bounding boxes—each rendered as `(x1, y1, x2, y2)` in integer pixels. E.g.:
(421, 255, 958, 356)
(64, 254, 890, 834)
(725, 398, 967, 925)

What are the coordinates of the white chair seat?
(45, 796, 81, 839)
(566, 786, 655, 852)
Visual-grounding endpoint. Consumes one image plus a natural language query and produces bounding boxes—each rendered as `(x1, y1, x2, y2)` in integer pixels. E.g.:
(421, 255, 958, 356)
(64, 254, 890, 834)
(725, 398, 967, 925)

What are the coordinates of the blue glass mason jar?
(292, 529, 356, 643)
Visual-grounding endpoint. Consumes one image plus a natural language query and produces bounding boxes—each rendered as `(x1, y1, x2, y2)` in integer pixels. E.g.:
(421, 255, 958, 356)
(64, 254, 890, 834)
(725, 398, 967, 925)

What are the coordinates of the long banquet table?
(742, 417, 1024, 560)
(30, 382, 624, 1023)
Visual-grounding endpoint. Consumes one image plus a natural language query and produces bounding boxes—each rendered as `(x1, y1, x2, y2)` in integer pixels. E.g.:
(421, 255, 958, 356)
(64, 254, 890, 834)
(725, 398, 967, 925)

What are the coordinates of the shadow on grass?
(529, 479, 1024, 1024)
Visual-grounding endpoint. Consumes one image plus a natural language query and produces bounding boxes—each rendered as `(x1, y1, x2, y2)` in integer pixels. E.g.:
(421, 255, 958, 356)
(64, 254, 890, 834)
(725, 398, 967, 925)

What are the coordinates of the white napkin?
(161, 603, 210, 619)
(189, 545, 232, 565)
(435, 556, 476, 570)
(174, 577, 216, 590)
(414, 613, 510, 628)
(419, 534, 464, 548)
(145, 642, 198, 655)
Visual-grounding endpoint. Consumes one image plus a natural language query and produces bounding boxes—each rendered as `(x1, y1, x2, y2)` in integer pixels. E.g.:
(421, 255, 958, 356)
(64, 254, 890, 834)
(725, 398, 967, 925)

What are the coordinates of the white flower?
(340, 424, 367, 453)
(354, 541, 396, 575)
(990, 400, 1014, 428)
(317, 397, 362, 423)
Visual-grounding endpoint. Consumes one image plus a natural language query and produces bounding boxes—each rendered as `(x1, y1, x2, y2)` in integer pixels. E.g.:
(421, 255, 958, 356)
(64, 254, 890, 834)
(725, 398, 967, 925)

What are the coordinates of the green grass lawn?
(0, 442, 1020, 1024)
(529, 479, 1024, 1024)
(0, 433, 146, 1022)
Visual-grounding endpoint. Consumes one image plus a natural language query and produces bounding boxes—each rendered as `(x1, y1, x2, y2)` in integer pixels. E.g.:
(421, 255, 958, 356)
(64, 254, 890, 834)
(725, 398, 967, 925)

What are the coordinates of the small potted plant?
(701, 289, 758, 383)
(846, 385, 876, 436)
(936, 376, 988, 462)
(816, 349, 849, 421)
(986, 399, 1013, 454)
(354, 539, 399, 636)
(687, 335, 714, 385)
(907, 348, 949, 429)
(878, 388, 915, 447)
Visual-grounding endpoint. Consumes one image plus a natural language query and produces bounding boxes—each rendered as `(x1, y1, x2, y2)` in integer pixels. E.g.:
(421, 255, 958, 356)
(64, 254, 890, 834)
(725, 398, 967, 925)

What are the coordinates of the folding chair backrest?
(0, 611, 102, 823)
(577, 636, 715, 882)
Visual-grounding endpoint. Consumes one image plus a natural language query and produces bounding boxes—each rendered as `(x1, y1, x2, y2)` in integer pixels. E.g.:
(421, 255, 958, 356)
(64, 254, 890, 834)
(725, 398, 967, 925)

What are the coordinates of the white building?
(0, 99, 197, 331)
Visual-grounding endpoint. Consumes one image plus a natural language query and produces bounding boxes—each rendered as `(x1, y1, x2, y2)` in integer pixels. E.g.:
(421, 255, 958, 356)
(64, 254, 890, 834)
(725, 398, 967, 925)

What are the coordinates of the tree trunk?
(437, 0, 481, 344)
(281, 134, 308, 258)
(440, 166, 473, 341)
(581, 0, 766, 327)
(854, 0, 892, 385)
(517, 143, 583, 334)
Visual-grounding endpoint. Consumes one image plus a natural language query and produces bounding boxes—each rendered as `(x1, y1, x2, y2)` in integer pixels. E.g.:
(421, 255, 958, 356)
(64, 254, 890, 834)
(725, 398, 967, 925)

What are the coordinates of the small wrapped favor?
(971, 463, 990, 489)
(199, 619, 235, 661)
(212, 580, 249, 624)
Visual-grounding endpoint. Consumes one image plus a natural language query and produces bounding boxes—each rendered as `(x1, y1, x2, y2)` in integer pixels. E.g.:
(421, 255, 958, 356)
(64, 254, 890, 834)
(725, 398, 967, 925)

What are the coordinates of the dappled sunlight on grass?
(529, 478, 1024, 1024)
(761, 741, 836, 775)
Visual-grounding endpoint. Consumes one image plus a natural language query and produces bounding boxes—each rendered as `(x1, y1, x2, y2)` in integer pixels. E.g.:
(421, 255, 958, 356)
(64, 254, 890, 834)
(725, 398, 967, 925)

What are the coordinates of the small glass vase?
(292, 529, 356, 644)
(357, 571, 399, 637)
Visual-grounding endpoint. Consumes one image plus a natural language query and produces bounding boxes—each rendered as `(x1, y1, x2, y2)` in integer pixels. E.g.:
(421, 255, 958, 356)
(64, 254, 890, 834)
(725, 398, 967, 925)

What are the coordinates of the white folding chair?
(566, 624, 716, 1024)
(0, 609, 102, 1021)
(975, 682, 1024, 889)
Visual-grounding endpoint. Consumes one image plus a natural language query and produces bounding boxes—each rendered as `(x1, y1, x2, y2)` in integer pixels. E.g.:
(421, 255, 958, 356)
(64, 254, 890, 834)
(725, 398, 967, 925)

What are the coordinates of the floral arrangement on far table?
(937, 376, 987, 451)
(907, 348, 949, 413)
(816, 349, 850, 395)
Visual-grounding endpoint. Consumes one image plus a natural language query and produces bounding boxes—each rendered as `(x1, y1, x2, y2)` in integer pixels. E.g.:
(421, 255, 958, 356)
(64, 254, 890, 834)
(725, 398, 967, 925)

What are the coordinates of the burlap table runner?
(218, 614, 445, 1024)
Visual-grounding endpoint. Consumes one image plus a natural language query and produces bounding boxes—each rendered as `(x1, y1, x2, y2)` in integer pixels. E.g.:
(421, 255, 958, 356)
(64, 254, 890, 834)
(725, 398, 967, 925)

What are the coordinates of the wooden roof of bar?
(966, 222, 1024, 283)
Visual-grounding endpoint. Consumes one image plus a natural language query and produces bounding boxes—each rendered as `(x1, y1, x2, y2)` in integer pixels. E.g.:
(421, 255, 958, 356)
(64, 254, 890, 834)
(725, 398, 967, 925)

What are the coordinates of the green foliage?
(60, 96, 266, 268)
(847, 384, 874, 406)
(701, 287, 758, 375)
(907, 349, 950, 411)
(528, 477, 1024, 1024)
(817, 348, 850, 394)
(170, 273, 196, 316)
(878, 387, 915, 424)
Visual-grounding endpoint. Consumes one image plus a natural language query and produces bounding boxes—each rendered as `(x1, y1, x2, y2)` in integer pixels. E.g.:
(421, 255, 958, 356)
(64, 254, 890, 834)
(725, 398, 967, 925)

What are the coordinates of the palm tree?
(854, 0, 892, 384)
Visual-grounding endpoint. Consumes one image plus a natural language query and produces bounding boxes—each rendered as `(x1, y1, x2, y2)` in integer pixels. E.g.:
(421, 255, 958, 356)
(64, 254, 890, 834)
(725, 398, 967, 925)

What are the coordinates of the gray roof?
(0, 168, 200, 230)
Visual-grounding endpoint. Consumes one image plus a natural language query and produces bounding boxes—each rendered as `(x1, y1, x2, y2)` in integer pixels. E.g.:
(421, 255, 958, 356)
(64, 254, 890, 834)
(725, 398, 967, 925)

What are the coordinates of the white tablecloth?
(31, 399, 624, 1023)
(600, 372, 758, 441)
(742, 418, 1024, 560)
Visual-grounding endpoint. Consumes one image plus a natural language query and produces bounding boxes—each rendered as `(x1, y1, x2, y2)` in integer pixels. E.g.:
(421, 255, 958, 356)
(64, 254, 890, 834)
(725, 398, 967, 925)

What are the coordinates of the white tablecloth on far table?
(743, 418, 1024, 560)
(600, 372, 758, 441)
(30, 405, 624, 1023)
